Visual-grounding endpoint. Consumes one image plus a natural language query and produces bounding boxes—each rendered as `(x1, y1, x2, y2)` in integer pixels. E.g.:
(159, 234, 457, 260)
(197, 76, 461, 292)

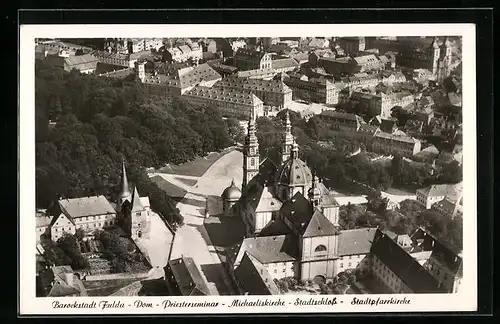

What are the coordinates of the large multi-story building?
(349, 90, 415, 118)
(164, 42, 203, 63)
(337, 37, 366, 56)
(369, 229, 447, 293)
(183, 85, 264, 120)
(371, 130, 422, 157)
(50, 195, 117, 241)
(127, 38, 163, 53)
(213, 77, 292, 109)
(164, 256, 211, 296)
(281, 72, 341, 105)
(137, 61, 222, 97)
(48, 53, 99, 74)
(232, 48, 273, 71)
(92, 51, 131, 67)
(223, 112, 381, 283)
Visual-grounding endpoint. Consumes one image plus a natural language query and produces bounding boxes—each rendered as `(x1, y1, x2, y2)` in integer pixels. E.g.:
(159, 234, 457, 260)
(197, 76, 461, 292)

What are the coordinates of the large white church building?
(222, 111, 378, 283)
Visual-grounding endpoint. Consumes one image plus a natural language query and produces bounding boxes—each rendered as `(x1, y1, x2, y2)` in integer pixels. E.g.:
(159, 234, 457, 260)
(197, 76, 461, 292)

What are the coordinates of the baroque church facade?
(222, 111, 377, 283)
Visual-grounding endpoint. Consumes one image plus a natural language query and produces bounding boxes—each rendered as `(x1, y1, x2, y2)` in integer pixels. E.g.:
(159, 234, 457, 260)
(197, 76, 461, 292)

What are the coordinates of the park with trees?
(35, 59, 238, 228)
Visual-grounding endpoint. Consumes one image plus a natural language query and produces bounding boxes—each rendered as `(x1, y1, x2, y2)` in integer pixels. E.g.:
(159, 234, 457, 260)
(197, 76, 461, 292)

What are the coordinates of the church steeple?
(119, 157, 132, 205)
(242, 113, 259, 189)
(281, 110, 294, 163)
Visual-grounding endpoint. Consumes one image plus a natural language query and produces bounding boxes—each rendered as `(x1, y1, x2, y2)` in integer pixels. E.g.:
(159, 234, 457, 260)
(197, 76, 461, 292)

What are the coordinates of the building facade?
(183, 85, 264, 120)
(213, 77, 292, 109)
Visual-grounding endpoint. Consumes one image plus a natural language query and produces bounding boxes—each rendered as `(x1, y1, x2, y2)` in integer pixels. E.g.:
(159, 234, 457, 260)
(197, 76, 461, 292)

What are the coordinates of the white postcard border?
(19, 23, 477, 315)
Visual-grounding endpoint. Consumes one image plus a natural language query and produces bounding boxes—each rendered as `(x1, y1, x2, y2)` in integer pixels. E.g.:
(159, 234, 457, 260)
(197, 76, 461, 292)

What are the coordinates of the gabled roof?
(258, 218, 292, 237)
(338, 228, 377, 256)
(302, 209, 339, 238)
(254, 186, 282, 213)
(280, 192, 313, 232)
(58, 195, 116, 218)
(370, 229, 446, 293)
(241, 235, 299, 264)
(429, 237, 463, 277)
(167, 256, 210, 296)
(234, 253, 280, 295)
(131, 186, 144, 212)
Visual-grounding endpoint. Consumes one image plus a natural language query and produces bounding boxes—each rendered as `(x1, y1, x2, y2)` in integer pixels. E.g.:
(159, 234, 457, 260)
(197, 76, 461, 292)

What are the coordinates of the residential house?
(282, 72, 341, 105)
(36, 210, 53, 244)
(51, 195, 117, 241)
(371, 129, 421, 157)
(164, 256, 211, 296)
(36, 265, 88, 297)
(416, 182, 463, 209)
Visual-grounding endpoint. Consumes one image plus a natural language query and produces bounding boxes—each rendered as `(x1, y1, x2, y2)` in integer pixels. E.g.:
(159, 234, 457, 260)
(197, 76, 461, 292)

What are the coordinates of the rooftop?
(234, 253, 280, 295)
(337, 228, 378, 256)
(185, 85, 263, 106)
(58, 195, 116, 219)
(242, 235, 299, 264)
(167, 256, 210, 296)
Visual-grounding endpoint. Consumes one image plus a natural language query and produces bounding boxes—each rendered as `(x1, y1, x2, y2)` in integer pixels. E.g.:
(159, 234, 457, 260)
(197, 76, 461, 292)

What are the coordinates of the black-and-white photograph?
(32, 34, 465, 298)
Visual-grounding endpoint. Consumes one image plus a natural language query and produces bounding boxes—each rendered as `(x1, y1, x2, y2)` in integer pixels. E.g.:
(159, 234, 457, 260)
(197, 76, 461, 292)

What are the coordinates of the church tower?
(281, 110, 294, 163)
(118, 158, 132, 208)
(431, 37, 441, 77)
(437, 37, 453, 83)
(242, 113, 259, 190)
(308, 175, 322, 208)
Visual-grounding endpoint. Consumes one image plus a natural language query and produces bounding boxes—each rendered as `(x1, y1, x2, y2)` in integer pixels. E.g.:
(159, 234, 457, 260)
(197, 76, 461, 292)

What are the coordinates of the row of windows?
(76, 215, 112, 222)
(339, 254, 363, 260)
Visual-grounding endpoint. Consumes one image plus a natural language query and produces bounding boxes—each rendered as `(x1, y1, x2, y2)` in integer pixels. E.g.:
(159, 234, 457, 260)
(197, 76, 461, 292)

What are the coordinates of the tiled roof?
(242, 235, 299, 264)
(271, 58, 300, 70)
(277, 155, 314, 187)
(234, 48, 267, 59)
(58, 195, 116, 219)
(146, 63, 221, 89)
(430, 240, 463, 277)
(432, 197, 458, 215)
(302, 209, 339, 238)
(214, 77, 291, 94)
(168, 256, 210, 296)
(417, 184, 459, 198)
(258, 219, 292, 237)
(234, 253, 280, 295)
(338, 228, 377, 256)
(185, 85, 263, 106)
(280, 192, 313, 232)
(64, 54, 99, 67)
(371, 230, 446, 293)
(374, 131, 417, 144)
(320, 110, 359, 121)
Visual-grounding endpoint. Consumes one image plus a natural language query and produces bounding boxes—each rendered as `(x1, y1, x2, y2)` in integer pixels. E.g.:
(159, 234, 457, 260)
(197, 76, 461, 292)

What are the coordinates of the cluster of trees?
(255, 110, 461, 193)
(41, 233, 90, 270)
(338, 196, 463, 252)
(94, 229, 147, 273)
(36, 59, 237, 227)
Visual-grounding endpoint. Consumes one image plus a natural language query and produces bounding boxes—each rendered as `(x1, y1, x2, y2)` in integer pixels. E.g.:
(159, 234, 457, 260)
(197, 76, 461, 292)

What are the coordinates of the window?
(136, 212, 141, 217)
(348, 262, 351, 268)
(314, 245, 327, 252)
(340, 263, 343, 269)
(274, 269, 277, 274)
(250, 158, 255, 166)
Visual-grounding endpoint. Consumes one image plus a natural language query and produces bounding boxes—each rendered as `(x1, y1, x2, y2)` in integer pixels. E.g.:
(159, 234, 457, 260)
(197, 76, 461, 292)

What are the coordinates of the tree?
(56, 233, 89, 270)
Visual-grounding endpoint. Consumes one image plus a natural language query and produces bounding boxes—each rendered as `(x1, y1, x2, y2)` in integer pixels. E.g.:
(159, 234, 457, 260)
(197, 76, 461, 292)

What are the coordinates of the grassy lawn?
(150, 175, 188, 199)
(157, 148, 235, 177)
(83, 278, 139, 296)
(174, 177, 198, 186)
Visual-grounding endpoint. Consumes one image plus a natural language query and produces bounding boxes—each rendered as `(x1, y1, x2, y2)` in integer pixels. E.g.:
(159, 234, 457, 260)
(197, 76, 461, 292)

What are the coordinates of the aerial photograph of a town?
(34, 35, 464, 297)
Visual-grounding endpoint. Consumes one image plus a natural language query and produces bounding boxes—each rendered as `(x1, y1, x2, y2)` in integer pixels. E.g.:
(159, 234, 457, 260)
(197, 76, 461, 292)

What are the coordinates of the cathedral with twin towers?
(222, 111, 377, 283)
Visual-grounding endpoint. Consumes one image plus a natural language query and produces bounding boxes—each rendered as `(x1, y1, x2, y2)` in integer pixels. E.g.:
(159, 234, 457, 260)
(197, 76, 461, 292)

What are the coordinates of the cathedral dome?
(222, 180, 242, 201)
(277, 155, 313, 187)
